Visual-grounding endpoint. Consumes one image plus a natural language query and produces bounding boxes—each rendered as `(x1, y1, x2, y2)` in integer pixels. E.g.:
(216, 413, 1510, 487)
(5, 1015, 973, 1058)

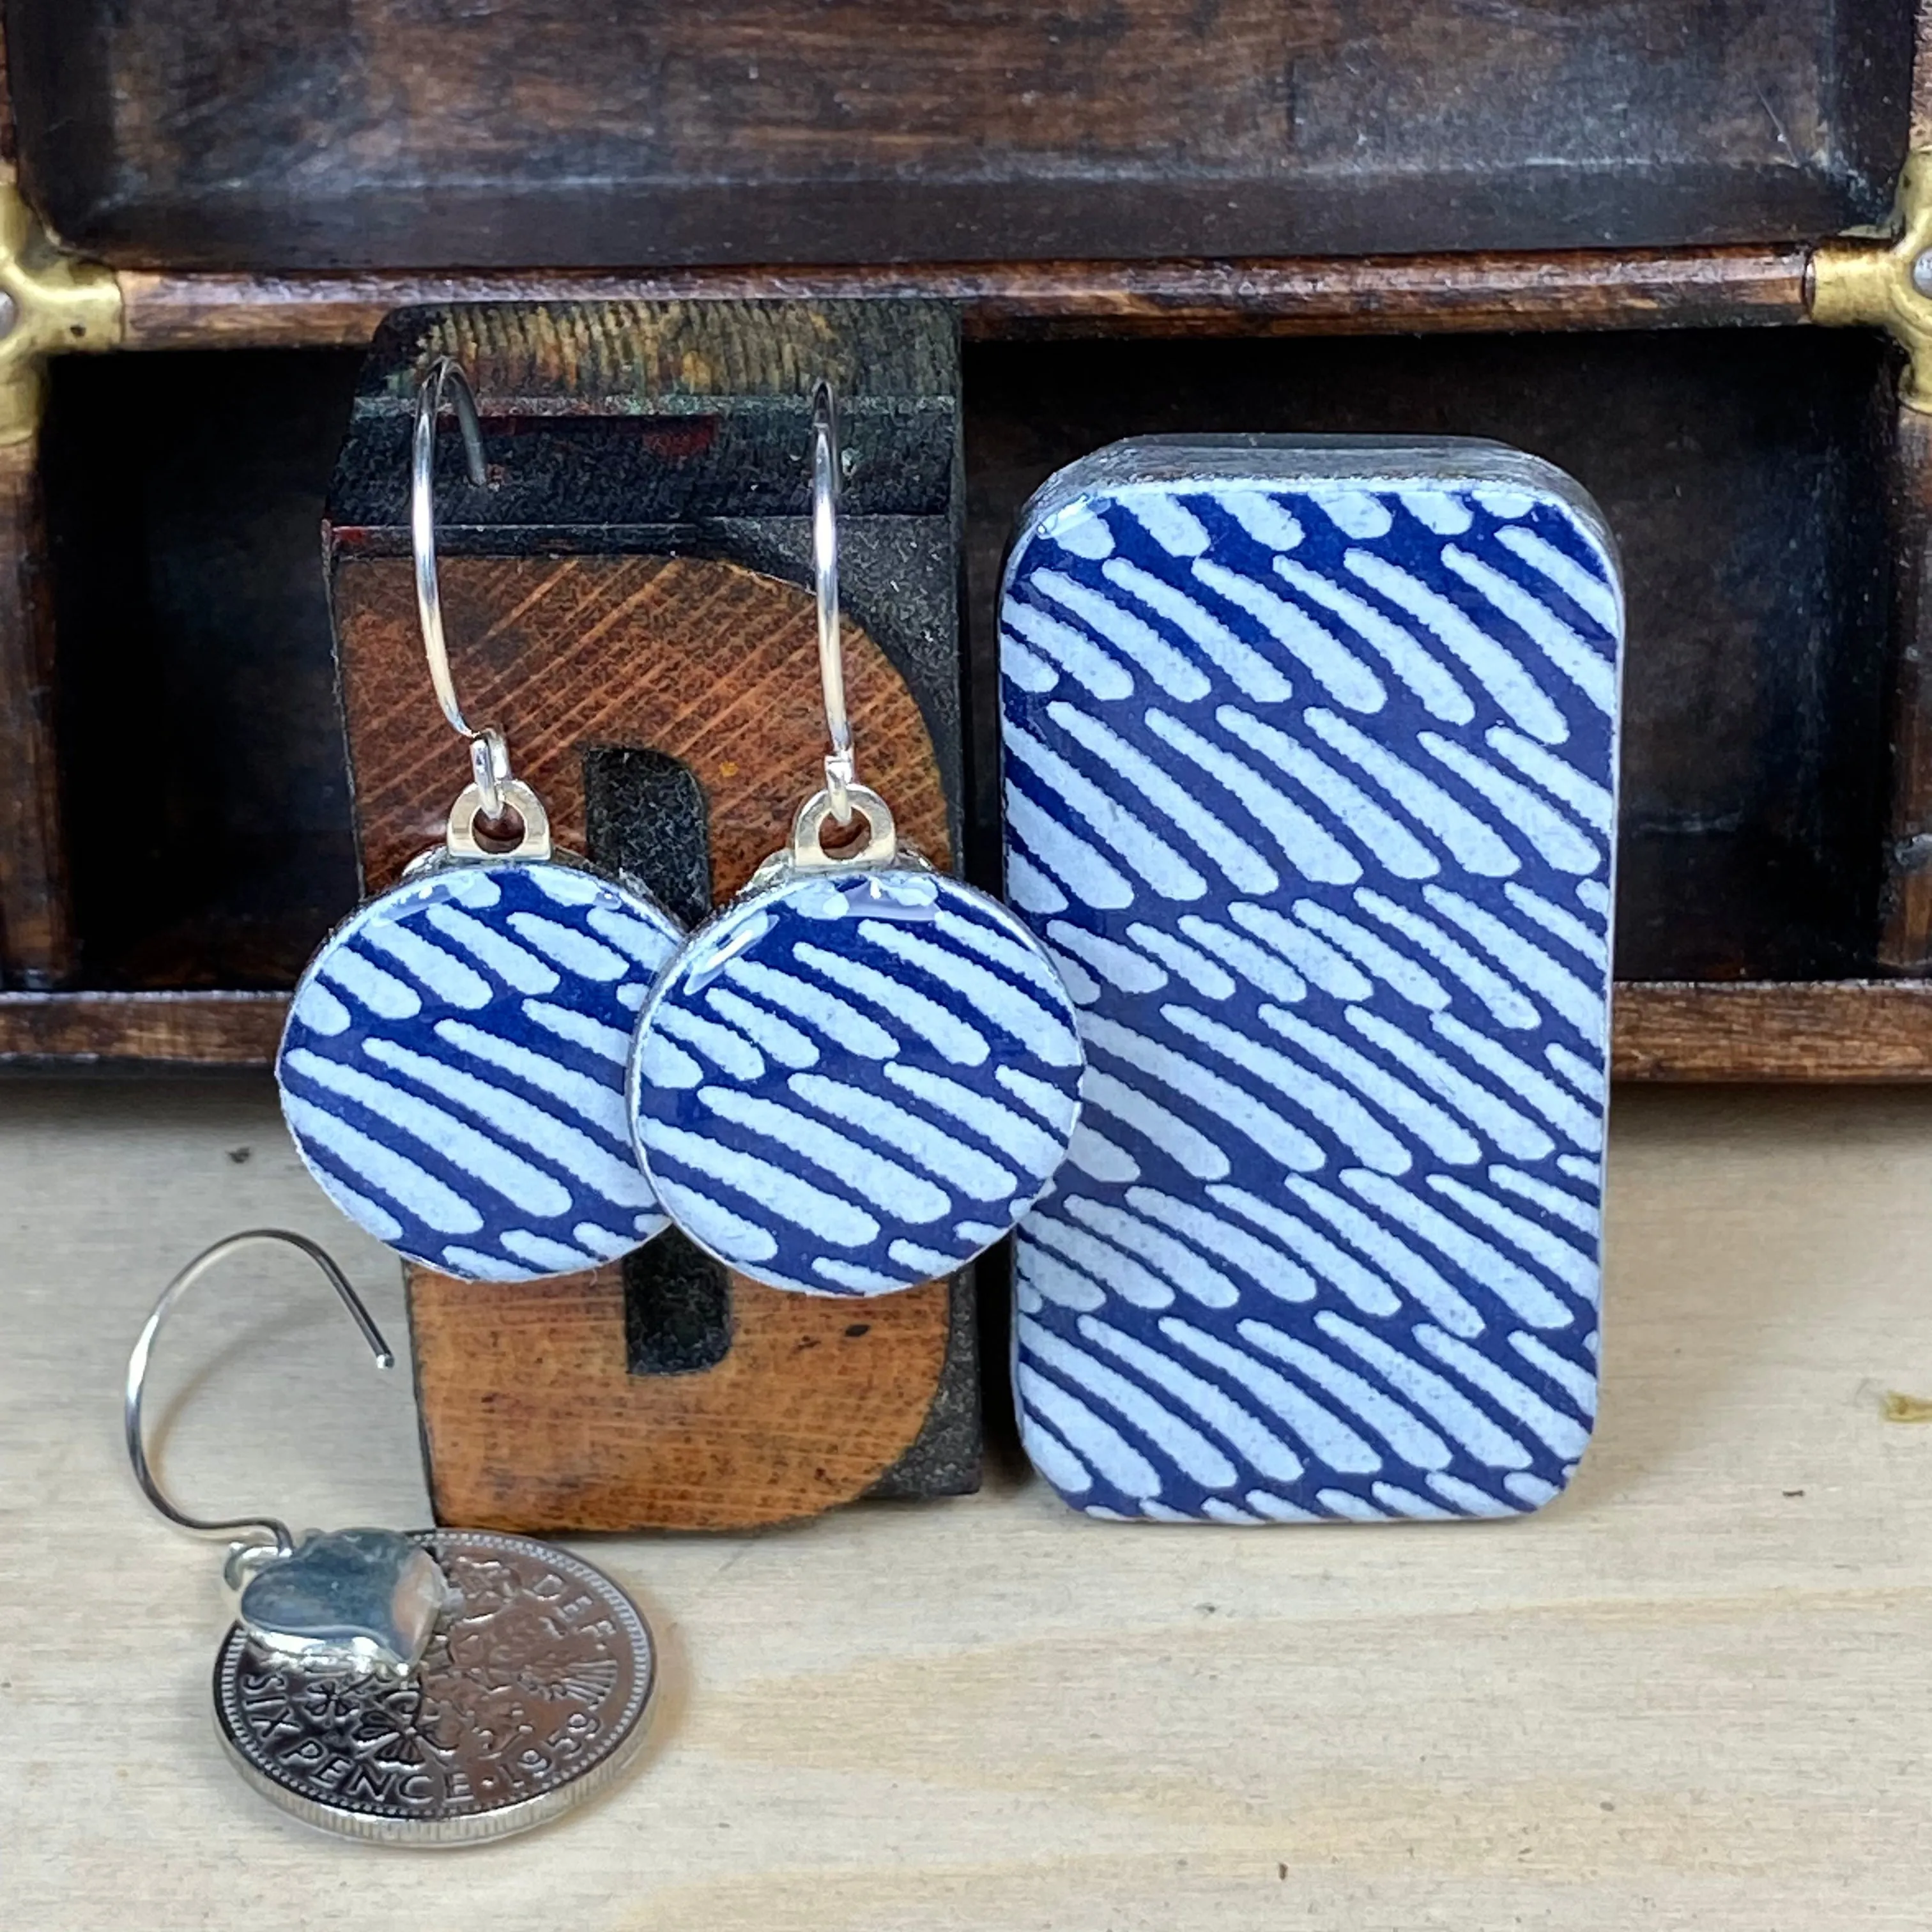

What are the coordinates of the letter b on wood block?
(325, 300, 977, 1529)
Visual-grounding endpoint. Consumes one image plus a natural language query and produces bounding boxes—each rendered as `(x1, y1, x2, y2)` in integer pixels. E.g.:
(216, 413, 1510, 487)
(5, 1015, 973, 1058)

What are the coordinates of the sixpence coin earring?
(277, 357, 684, 1282)
(128, 1232, 656, 1843)
(627, 381, 1087, 1296)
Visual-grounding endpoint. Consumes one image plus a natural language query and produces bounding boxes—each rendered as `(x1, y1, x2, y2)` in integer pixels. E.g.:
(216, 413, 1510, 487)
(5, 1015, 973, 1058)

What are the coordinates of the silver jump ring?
(411, 356, 509, 820)
(789, 782, 896, 872)
(811, 380, 856, 825)
(125, 1230, 394, 1559)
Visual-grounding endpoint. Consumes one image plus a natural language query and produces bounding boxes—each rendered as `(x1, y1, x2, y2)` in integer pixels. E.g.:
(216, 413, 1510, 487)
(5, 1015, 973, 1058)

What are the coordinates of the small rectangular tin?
(999, 435, 1622, 1522)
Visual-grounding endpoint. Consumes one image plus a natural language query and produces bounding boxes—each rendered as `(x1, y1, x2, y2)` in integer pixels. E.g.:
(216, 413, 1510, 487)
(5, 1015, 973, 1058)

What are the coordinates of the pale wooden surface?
(2, 1077, 1929, 1930)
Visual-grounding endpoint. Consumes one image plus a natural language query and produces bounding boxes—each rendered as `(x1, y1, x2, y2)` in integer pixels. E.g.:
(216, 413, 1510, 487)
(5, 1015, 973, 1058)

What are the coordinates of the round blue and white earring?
(277, 356, 685, 1283)
(627, 382, 1086, 1298)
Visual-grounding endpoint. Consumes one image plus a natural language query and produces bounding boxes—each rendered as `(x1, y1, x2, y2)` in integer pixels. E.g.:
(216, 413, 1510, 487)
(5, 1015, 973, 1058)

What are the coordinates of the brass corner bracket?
(1811, 151, 1932, 410)
(0, 180, 121, 447)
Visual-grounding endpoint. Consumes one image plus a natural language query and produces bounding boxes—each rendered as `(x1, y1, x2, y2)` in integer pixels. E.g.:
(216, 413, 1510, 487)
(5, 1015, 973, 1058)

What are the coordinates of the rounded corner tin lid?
(995, 429, 1620, 1523)
(1007, 434, 1622, 608)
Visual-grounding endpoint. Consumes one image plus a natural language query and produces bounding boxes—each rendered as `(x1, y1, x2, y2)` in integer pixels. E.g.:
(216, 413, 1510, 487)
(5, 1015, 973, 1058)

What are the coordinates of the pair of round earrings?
(277, 358, 1085, 1298)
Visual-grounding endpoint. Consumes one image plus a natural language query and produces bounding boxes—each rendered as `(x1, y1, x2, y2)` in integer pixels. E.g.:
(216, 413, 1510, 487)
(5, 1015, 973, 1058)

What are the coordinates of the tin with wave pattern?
(1000, 436, 1623, 1524)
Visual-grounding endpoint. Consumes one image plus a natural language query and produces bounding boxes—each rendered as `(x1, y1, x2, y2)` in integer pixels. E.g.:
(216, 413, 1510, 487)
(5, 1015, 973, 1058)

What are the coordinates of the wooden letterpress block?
(324, 299, 977, 1529)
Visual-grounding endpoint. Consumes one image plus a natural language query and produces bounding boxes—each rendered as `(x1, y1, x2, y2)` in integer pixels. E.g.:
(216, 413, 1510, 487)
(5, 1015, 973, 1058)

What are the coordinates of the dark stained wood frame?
(12, 0, 1905, 273)
(0, 433, 65, 987)
(18, 983, 1932, 1083)
(0, 29, 1925, 1082)
(1880, 408, 1932, 971)
(112, 249, 1811, 350)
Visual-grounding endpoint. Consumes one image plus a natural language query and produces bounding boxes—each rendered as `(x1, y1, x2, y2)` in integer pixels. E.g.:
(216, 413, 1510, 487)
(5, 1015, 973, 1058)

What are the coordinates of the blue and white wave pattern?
(278, 858, 682, 1282)
(1002, 465, 1620, 1521)
(629, 867, 1085, 1296)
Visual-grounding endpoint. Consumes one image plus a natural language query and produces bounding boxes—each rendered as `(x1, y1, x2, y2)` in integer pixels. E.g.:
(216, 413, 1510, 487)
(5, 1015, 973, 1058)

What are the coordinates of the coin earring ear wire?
(627, 381, 1087, 1296)
(128, 1231, 656, 1844)
(276, 356, 685, 1282)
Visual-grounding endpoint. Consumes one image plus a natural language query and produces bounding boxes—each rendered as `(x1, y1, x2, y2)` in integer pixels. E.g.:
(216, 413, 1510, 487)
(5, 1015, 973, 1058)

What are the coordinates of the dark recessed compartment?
(6, 0, 1910, 269)
(965, 331, 1897, 983)
(43, 350, 363, 990)
(42, 328, 1895, 994)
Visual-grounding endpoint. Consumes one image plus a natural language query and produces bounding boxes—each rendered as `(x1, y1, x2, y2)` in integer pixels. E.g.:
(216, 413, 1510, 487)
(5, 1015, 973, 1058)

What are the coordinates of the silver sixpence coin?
(213, 1529, 654, 1846)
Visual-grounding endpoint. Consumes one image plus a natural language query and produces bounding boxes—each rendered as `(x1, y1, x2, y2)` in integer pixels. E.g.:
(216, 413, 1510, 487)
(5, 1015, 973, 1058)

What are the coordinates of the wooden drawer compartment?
(14, 323, 1892, 1011)
(3, 0, 1932, 1081)
(9, 1, 1908, 266)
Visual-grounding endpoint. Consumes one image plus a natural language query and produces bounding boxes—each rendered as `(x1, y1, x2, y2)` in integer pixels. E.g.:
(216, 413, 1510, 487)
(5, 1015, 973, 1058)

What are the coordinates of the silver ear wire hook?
(781, 379, 896, 871)
(812, 379, 856, 825)
(125, 1230, 394, 1558)
(411, 355, 510, 821)
(125, 1241, 658, 1842)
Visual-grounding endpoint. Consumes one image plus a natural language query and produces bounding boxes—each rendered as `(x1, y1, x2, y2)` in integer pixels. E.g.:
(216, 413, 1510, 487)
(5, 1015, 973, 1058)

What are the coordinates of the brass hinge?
(1811, 151, 1932, 410)
(0, 180, 121, 446)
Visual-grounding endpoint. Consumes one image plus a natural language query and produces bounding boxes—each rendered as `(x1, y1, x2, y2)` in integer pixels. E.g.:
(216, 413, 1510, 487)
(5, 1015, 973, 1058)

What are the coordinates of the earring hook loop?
(125, 1230, 394, 1559)
(411, 355, 510, 820)
(811, 379, 857, 825)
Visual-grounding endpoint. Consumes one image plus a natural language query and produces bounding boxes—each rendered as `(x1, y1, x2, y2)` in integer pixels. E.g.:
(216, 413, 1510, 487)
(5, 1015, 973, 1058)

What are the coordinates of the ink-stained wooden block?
(323, 300, 978, 1530)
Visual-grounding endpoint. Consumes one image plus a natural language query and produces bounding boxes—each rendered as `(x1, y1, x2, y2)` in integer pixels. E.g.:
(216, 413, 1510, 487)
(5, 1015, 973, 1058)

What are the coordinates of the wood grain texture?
(116, 250, 1814, 351)
(11, 0, 1907, 267)
(1881, 406, 1932, 970)
(0, 989, 285, 1063)
(357, 296, 956, 419)
(0, 432, 70, 987)
(1612, 979, 1932, 1079)
(334, 554, 958, 1529)
(330, 554, 951, 897)
(4, 1076, 1930, 1929)
(1916, 0, 1932, 149)
(411, 1265, 951, 1532)
(20, 981, 1932, 1082)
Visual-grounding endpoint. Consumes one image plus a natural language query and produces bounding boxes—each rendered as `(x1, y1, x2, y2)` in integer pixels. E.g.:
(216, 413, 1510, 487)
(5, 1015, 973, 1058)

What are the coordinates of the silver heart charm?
(236, 1527, 450, 1676)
